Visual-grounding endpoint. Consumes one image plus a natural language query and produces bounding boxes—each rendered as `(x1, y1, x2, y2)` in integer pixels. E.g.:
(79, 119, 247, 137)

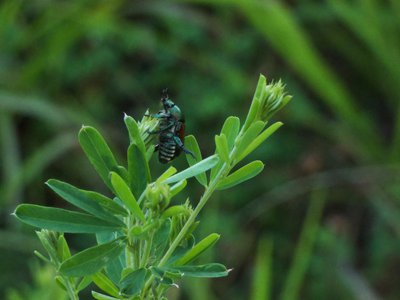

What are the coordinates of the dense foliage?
(1, 1, 400, 299)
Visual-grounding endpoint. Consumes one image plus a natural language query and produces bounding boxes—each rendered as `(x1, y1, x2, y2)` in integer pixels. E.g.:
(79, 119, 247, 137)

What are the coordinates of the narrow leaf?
(157, 166, 177, 183)
(85, 191, 128, 217)
(243, 75, 265, 131)
(164, 263, 230, 278)
(164, 155, 219, 184)
(110, 172, 145, 222)
(119, 268, 147, 296)
(79, 126, 118, 190)
(220, 116, 240, 150)
(170, 179, 187, 198)
(96, 232, 124, 283)
(161, 205, 188, 219)
(236, 122, 283, 162)
(128, 144, 151, 199)
(60, 238, 125, 277)
(215, 134, 230, 163)
(15, 204, 123, 233)
(124, 114, 146, 156)
(146, 144, 155, 162)
(92, 291, 121, 300)
(116, 166, 129, 183)
(210, 158, 224, 182)
(46, 179, 125, 225)
(57, 235, 71, 261)
(150, 267, 183, 285)
(92, 272, 120, 298)
(55, 276, 67, 291)
(184, 135, 207, 186)
(217, 160, 264, 190)
(235, 121, 265, 161)
(174, 233, 220, 266)
(77, 276, 93, 292)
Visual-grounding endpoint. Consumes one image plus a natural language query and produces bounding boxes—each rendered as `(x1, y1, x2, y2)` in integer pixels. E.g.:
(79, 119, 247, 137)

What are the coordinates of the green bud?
(244, 75, 292, 130)
(169, 200, 193, 242)
(145, 181, 171, 211)
(259, 79, 291, 122)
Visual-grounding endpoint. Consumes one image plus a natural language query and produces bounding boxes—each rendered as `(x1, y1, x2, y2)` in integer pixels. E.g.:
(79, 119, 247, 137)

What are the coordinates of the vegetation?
(14, 75, 289, 299)
(1, 0, 400, 299)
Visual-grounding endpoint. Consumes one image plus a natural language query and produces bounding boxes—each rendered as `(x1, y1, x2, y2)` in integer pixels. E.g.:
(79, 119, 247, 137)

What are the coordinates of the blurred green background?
(1, 0, 400, 299)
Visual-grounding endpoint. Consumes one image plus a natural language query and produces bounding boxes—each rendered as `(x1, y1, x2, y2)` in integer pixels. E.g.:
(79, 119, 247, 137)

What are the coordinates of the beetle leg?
(147, 112, 170, 119)
(173, 135, 195, 158)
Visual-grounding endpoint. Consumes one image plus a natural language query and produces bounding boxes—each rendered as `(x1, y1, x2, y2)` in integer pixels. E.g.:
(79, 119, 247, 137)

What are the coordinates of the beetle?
(147, 89, 195, 163)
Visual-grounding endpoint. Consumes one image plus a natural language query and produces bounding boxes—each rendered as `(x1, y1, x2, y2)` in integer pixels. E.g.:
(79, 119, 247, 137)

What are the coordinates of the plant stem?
(142, 162, 230, 295)
(142, 127, 244, 297)
(64, 277, 79, 300)
(125, 215, 135, 268)
(159, 168, 225, 266)
(140, 233, 153, 268)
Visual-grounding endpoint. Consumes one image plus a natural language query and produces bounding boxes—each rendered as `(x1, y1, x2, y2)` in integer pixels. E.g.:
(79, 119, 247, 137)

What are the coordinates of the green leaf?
(46, 179, 125, 225)
(152, 219, 172, 260)
(215, 134, 230, 163)
(220, 116, 240, 150)
(60, 238, 125, 277)
(92, 291, 121, 300)
(161, 205, 188, 219)
(55, 276, 67, 291)
(243, 75, 266, 131)
(96, 232, 124, 283)
(128, 144, 151, 199)
(77, 276, 93, 292)
(217, 160, 264, 190)
(119, 268, 147, 296)
(174, 233, 220, 266)
(85, 191, 128, 217)
(163, 155, 219, 184)
(170, 179, 187, 198)
(124, 114, 146, 156)
(79, 126, 118, 190)
(236, 122, 283, 162)
(150, 267, 182, 286)
(110, 172, 145, 222)
(15, 204, 123, 233)
(164, 263, 230, 278)
(116, 166, 129, 183)
(92, 272, 120, 298)
(184, 135, 207, 186)
(145, 144, 156, 162)
(57, 235, 71, 261)
(235, 121, 265, 161)
(157, 166, 177, 183)
(210, 158, 224, 182)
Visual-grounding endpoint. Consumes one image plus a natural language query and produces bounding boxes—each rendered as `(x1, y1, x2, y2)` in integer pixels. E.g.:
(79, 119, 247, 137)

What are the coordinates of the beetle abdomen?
(158, 131, 179, 164)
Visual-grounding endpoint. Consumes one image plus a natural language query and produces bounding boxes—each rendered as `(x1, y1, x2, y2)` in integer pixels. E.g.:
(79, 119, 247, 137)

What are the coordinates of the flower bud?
(243, 75, 292, 131)
(144, 181, 171, 212)
(138, 110, 160, 147)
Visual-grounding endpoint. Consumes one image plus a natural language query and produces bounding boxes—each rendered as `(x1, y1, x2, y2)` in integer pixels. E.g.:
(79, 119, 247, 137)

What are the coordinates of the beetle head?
(161, 88, 175, 110)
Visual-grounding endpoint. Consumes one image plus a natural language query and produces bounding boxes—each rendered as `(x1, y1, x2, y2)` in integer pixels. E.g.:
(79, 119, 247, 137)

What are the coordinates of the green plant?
(14, 74, 291, 300)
